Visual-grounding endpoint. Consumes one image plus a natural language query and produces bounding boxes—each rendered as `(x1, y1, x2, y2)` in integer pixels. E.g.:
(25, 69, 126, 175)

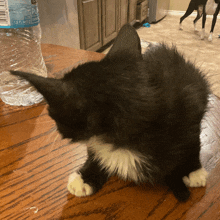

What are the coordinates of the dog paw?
(200, 29, 205, 40)
(179, 23, 183, 30)
(194, 24, 198, 32)
(183, 168, 208, 187)
(208, 33, 213, 42)
(67, 172, 93, 197)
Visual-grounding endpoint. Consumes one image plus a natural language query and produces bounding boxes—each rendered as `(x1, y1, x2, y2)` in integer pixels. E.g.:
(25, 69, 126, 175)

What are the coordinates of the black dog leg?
(208, 4, 220, 41)
(165, 149, 207, 202)
(201, 7, 207, 39)
(180, 0, 197, 30)
(193, 9, 203, 31)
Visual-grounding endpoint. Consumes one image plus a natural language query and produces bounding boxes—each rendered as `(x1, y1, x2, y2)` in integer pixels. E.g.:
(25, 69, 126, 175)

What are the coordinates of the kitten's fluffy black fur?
(11, 24, 210, 202)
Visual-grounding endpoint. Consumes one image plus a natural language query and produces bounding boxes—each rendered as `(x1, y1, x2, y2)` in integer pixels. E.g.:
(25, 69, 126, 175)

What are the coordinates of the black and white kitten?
(11, 24, 210, 202)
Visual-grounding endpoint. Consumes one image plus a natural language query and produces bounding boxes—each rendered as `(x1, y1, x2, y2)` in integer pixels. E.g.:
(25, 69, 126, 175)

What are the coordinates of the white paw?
(183, 168, 208, 187)
(179, 23, 183, 30)
(194, 23, 198, 32)
(67, 172, 93, 197)
(200, 29, 205, 40)
(200, 33, 205, 40)
(208, 33, 213, 42)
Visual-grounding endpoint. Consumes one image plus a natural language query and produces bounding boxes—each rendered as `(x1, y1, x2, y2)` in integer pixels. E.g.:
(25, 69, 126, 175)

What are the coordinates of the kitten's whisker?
(54, 133, 60, 143)
(207, 73, 220, 79)
(48, 127, 64, 152)
(49, 133, 60, 152)
(42, 125, 58, 144)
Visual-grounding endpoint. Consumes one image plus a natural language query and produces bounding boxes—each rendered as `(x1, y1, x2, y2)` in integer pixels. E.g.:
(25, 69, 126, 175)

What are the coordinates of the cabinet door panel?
(118, 0, 129, 29)
(78, 0, 102, 51)
(128, 0, 137, 23)
(102, 0, 118, 45)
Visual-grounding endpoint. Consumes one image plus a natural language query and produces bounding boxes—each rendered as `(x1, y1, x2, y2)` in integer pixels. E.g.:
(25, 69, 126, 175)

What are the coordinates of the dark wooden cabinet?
(77, 0, 102, 51)
(102, 0, 119, 45)
(78, 0, 137, 51)
(118, 0, 129, 29)
(128, 0, 137, 23)
(38, 0, 137, 51)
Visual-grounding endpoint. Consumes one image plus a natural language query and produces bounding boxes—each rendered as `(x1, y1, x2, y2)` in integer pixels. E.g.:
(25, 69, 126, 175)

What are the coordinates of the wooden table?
(0, 44, 220, 220)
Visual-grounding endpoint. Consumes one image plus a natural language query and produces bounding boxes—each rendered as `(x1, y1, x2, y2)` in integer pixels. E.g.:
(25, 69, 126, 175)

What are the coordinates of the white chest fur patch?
(86, 136, 152, 183)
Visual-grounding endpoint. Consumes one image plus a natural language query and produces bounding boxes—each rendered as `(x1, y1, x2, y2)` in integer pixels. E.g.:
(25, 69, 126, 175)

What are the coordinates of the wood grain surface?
(0, 44, 219, 220)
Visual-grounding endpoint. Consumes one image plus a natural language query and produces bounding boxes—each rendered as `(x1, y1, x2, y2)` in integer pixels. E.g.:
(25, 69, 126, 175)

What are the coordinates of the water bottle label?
(0, 0, 40, 28)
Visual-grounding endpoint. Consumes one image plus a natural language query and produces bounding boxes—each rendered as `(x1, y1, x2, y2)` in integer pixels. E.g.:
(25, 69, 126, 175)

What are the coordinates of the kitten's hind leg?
(166, 167, 207, 201)
(165, 152, 205, 201)
(165, 172, 191, 202)
(67, 150, 109, 197)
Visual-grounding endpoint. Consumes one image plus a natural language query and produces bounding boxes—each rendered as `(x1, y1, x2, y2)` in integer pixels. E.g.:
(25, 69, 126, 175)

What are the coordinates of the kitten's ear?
(105, 24, 142, 60)
(10, 71, 68, 106)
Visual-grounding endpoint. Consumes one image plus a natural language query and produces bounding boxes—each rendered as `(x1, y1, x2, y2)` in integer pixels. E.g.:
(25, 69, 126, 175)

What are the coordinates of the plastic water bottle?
(0, 0, 47, 106)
